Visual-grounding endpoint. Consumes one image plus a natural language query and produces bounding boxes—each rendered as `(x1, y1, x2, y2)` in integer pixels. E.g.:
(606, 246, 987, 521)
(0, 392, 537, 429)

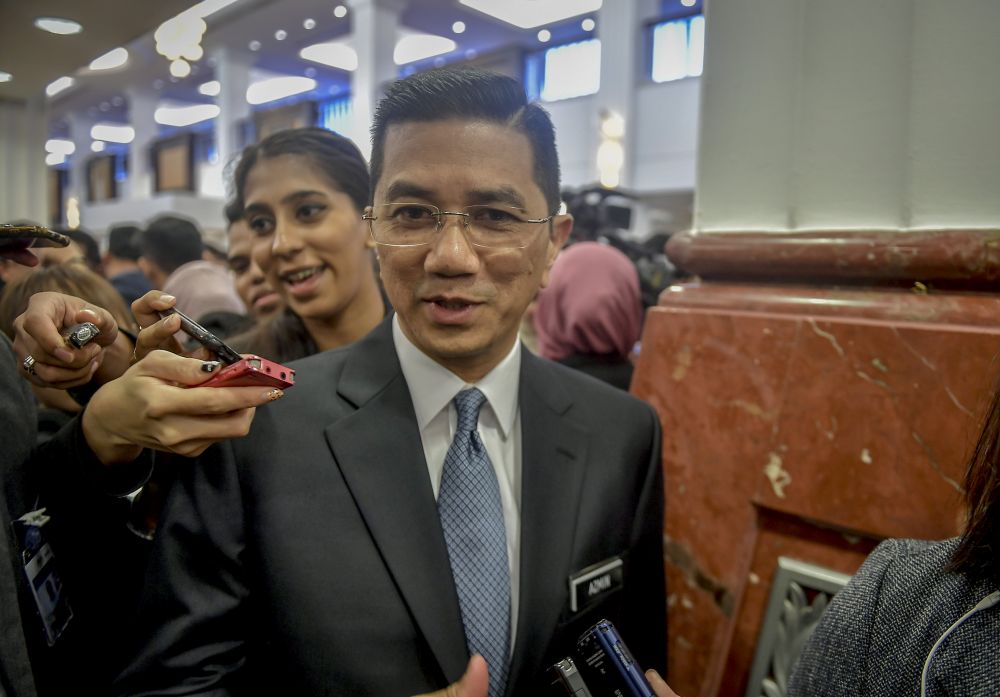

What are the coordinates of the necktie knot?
(453, 388, 487, 434)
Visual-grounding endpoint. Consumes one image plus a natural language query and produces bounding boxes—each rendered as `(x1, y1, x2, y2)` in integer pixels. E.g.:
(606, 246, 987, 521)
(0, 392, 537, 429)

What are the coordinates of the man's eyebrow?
(466, 187, 527, 211)
(384, 181, 435, 202)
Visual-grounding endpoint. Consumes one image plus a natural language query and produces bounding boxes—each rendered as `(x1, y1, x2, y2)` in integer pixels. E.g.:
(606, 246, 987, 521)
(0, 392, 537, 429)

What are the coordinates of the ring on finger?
(22, 354, 38, 376)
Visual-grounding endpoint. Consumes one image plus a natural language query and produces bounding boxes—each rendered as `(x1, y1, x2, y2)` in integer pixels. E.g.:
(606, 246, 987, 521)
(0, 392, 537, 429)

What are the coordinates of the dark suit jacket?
(116, 319, 665, 696)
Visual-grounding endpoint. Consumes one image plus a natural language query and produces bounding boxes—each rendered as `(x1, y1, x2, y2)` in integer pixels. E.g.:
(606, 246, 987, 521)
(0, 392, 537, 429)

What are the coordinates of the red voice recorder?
(200, 355, 295, 390)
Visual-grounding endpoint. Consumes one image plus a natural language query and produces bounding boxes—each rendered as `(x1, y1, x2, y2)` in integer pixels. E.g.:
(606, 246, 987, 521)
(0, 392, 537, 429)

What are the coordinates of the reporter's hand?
(13, 291, 130, 388)
(645, 669, 681, 697)
(131, 291, 187, 362)
(412, 656, 489, 697)
(82, 349, 285, 465)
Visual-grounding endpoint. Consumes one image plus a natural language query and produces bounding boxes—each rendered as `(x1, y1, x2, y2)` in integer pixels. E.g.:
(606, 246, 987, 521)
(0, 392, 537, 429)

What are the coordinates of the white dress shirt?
(392, 316, 522, 650)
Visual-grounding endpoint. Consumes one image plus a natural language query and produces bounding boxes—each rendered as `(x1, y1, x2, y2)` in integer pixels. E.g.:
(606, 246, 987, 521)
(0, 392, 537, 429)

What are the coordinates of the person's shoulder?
(861, 537, 960, 589)
(529, 352, 649, 408)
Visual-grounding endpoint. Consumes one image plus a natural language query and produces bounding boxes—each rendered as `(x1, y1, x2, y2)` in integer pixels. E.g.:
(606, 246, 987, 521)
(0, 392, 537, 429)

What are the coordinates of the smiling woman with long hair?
(228, 127, 387, 362)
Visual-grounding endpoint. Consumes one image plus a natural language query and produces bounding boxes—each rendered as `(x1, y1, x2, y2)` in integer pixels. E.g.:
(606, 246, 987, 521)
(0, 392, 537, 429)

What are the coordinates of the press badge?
(16, 509, 73, 646)
(568, 556, 624, 613)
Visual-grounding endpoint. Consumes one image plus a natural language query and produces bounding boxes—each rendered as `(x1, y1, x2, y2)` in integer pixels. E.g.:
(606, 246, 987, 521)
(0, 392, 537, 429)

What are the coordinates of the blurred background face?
(243, 154, 374, 324)
(227, 219, 281, 318)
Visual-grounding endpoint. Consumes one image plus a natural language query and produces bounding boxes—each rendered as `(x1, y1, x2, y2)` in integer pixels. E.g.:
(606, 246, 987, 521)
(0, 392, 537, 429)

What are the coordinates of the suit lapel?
(323, 321, 469, 683)
(508, 353, 588, 695)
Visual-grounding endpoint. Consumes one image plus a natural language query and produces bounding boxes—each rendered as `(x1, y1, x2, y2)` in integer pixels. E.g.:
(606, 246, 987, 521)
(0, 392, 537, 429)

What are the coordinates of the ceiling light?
(170, 59, 192, 78)
(452, 21, 466, 34)
(45, 139, 75, 156)
(188, 0, 241, 19)
(333, 5, 347, 18)
(246, 76, 317, 105)
(249, 40, 261, 51)
(45, 76, 74, 97)
(581, 18, 595, 31)
(154, 102, 221, 127)
(46, 152, 66, 167)
(199, 80, 221, 96)
(89, 47, 129, 71)
(90, 123, 135, 144)
(275, 29, 287, 40)
(91, 141, 106, 153)
(303, 18, 316, 29)
(0, 71, 11, 83)
(394, 32, 457, 65)
(299, 42, 358, 71)
(537, 29, 551, 42)
(681, 0, 696, 6)
(458, 0, 600, 29)
(34, 17, 83, 35)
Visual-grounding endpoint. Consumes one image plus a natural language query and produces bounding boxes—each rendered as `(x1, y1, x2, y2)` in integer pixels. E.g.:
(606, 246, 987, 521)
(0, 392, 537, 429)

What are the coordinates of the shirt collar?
(392, 315, 520, 438)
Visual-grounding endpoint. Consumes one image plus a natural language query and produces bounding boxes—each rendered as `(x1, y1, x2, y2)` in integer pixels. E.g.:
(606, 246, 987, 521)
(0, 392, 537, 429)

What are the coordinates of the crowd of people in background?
(1, 64, 996, 697)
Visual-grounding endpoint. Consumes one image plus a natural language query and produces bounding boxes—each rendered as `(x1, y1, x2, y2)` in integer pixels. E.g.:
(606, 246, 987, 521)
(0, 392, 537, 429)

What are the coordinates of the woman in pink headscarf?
(533, 241, 644, 390)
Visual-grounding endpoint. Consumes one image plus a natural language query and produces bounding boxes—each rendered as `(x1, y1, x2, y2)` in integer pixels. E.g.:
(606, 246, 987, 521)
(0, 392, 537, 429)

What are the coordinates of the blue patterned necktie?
(438, 388, 511, 697)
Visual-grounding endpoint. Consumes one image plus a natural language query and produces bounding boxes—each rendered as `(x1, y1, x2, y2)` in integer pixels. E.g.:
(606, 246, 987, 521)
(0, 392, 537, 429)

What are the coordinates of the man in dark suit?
(116, 67, 665, 697)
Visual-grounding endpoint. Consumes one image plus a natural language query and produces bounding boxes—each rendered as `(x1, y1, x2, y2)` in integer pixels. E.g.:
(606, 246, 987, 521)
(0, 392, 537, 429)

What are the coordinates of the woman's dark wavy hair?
(951, 366, 1000, 583)
(370, 66, 562, 215)
(227, 127, 374, 363)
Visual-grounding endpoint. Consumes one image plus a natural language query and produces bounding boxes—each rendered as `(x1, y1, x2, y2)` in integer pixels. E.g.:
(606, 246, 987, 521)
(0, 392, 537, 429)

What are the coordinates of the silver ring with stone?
(22, 354, 38, 375)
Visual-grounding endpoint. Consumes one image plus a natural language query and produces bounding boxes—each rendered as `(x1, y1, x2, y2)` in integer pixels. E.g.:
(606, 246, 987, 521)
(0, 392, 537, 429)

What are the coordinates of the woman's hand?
(82, 349, 285, 465)
(130, 291, 188, 362)
(13, 291, 130, 388)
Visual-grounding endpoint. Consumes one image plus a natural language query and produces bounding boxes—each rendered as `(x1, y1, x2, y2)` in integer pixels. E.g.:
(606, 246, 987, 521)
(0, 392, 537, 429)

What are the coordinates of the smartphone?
(157, 307, 243, 365)
(201, 355, 295, 389)
(0, 224, 70, 252)
(574, 620, 654, 697)
(548, 657, 595, 697)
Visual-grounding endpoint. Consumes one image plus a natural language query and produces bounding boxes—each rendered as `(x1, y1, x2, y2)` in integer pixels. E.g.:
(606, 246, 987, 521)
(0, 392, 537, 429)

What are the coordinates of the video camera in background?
(561, 186, 677, 309)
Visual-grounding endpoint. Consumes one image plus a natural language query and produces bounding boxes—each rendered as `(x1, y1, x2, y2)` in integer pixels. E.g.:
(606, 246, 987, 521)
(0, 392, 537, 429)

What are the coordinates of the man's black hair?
(139, 215, 203, 275)
(108, 224, 144, 261)
(370, 67, 562, 214)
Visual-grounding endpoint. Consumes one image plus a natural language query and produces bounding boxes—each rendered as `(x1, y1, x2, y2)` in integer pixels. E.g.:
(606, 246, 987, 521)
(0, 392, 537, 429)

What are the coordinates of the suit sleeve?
(621, 402, 667, 674)
(786, 539, 900, 697)
(114, 441, 248, 697)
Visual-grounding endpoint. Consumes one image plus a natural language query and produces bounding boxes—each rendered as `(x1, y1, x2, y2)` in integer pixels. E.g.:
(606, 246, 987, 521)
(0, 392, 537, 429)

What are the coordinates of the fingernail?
(160, 294, 177, 304)
(201, 361, 221, 373)
(167, 314, 182, 329)
(54, 348, 74, 362)
(264, 389, 284, 402)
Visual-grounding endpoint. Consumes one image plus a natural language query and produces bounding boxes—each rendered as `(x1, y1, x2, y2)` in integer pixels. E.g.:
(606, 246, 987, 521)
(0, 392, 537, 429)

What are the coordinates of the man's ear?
(540, 214, 572, 289)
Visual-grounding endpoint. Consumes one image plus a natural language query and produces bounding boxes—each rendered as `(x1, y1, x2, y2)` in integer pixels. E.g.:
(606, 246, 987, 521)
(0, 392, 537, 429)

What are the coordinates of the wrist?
(81, 393, 142, 466)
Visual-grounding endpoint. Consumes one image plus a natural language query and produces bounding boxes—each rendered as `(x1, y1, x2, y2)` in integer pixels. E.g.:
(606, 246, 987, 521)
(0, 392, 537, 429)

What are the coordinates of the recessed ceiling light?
(275, 29, 287, 41)
(46, 152, 66, 167)
(459, 0, 600, 30)
(246, 76, 317, 105)
(89, 47, 129, 71)
(394, 32, 457, 65)
(170, 59, 191, 78)
(581, 18, 595, 31)
(299, 42, 358, 71)
(333, 5, 347, 18)
(90, 123, 135, 144)
(537, 29, 551, 42)
(0, 70, 13, 83)
(91, 141, 106, 153)
(45, 76, 74, 97)
(249, 40, 261, 51)
(198, 80, 222, 96)
(155, 102, 221, 127)
(303, 18, 316, 29)
(34, 17, 83, 35)
(45, 139, 76, 156)
(681, 0, 696, 6)
(452, 21, 466, 34)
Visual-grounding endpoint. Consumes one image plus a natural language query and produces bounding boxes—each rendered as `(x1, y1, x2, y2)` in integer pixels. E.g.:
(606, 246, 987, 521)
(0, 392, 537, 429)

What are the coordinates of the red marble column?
(631, 230, 1000, 697)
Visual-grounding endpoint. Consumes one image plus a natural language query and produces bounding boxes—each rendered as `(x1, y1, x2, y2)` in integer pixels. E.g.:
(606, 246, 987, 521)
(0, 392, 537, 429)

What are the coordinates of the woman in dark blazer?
(789, 374, 1000, 696)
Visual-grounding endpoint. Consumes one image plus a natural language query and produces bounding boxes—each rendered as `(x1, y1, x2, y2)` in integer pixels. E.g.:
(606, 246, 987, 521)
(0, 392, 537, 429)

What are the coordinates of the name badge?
(568, 556, 624, 613)
(16, 509, 74, 647)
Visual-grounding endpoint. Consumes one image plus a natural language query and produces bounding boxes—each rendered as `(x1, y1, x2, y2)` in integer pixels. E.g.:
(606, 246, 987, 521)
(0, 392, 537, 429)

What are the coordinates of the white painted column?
(695, 0, 1000, 232)
(594, 0, 642, 189)
(212, 47, 252, 174)
(126, 88, 158, 201)
(347, 0, 404, 160)
(0, 97, 48, 223)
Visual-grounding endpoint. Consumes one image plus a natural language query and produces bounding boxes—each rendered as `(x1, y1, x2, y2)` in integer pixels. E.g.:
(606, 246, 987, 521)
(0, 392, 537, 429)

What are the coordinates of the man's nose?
(424, 215, 480, 276)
